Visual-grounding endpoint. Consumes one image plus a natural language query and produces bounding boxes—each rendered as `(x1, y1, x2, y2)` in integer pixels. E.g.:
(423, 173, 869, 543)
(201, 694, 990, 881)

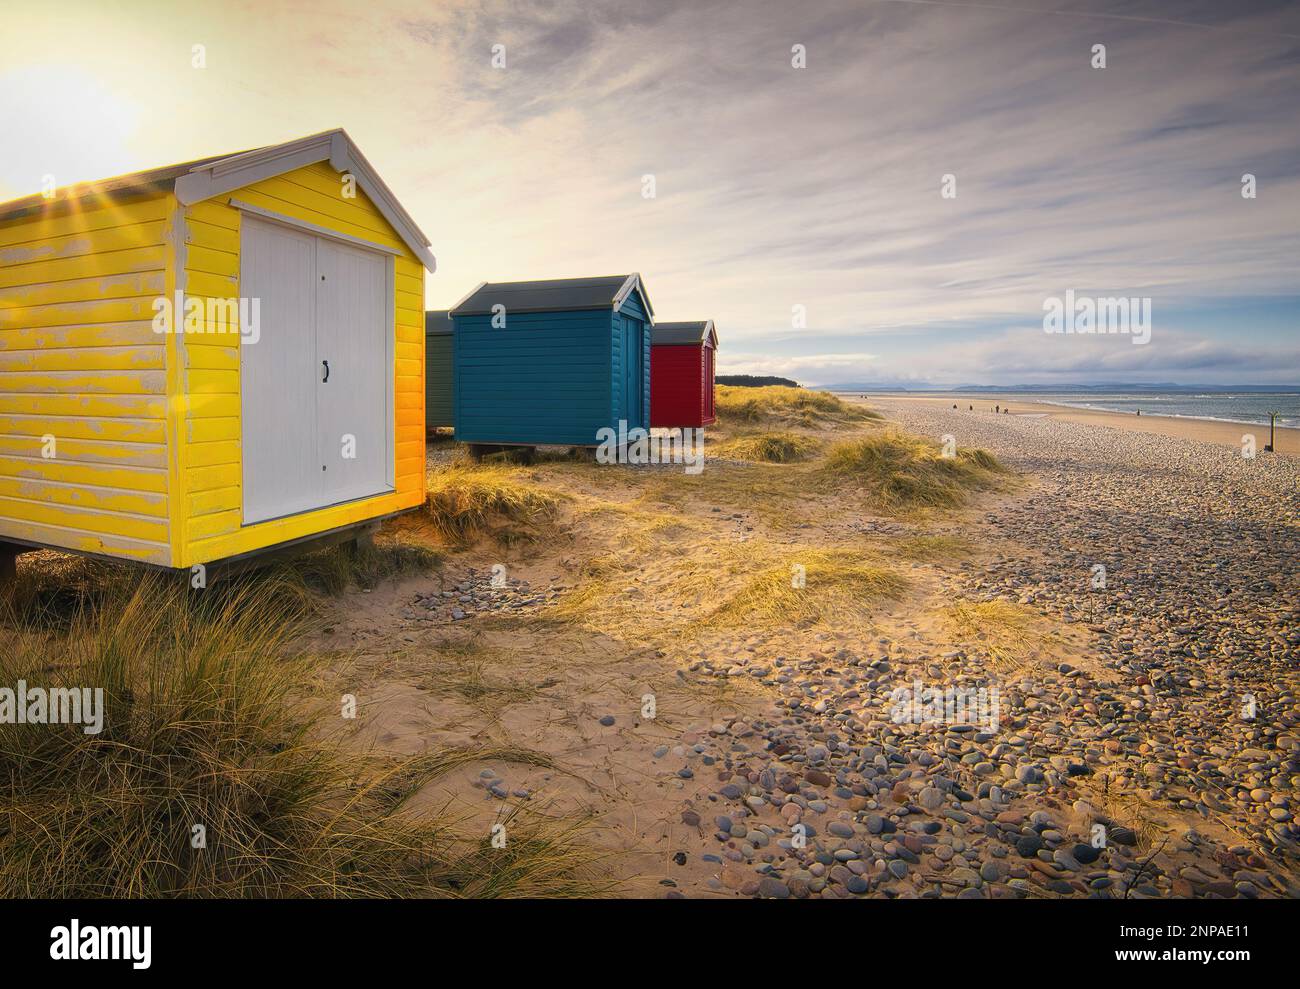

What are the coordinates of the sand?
(299, 397, 1298, 898)
(853, 393, 1300, 456)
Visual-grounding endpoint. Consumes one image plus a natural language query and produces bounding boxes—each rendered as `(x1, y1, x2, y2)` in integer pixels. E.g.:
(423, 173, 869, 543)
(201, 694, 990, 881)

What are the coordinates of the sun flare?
(0, 63, 140, 198)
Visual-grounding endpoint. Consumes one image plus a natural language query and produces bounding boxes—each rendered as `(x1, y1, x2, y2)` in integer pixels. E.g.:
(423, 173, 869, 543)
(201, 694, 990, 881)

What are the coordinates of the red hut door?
(704, 347, 715, 420)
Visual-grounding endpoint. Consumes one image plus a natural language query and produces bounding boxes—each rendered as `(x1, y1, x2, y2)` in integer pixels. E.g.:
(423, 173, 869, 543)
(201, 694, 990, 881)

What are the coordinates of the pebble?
(603, 402, 1300, 899)
(758, 877, 790, 899)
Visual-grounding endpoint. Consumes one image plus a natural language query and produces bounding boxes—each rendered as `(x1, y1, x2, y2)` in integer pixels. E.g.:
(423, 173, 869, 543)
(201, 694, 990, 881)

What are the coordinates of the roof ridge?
(450, 273, 653, 318)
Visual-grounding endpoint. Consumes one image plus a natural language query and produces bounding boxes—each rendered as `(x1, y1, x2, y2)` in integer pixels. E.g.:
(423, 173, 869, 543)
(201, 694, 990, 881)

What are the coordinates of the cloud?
(954, 326, 1300, 376)
(3, 0, 1296, 384)
(765, 324, 1300, 386)
(721, 350, 880, 381)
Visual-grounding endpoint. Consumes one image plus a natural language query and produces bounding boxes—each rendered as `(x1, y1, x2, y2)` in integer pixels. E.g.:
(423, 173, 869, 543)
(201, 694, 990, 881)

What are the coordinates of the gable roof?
(0, 129, 436, 271)
(0, 153, 237, 224)
(653, 320, 717, 347)
(425, 310, 453, 335)
(450, 274, 654, 318)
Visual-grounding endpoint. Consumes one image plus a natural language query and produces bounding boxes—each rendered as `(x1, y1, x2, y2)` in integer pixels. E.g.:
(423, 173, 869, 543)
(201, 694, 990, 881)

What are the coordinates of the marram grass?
(0, 566, 607, 898)
(423, 464, 561, 545)
(693, 550, 906, 630)
(711, 431, 823, 463)
(823, 432, 1007, 511)
(944, 599, 1043, 675)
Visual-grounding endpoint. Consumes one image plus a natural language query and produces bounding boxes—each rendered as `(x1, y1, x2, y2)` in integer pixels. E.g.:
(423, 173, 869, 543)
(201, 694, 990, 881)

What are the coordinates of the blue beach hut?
(449, 274, 653, 451)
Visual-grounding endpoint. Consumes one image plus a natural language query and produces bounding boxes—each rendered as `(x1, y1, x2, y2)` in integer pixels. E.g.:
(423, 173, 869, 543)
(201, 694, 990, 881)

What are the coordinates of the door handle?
(322, 360, 330, 383)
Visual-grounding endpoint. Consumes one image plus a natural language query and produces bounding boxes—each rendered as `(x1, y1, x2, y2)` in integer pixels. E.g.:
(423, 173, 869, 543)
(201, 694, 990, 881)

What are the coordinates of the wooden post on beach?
(1265, 411, 1278, 453)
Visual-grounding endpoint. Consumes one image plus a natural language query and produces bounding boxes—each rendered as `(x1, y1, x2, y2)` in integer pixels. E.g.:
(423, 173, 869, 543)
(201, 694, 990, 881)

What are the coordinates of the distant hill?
(717, 374, 800, 388)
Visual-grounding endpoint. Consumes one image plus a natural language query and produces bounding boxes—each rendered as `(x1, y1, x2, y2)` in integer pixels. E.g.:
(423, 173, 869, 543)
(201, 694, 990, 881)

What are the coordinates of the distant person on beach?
(969, 405, 973, 411)
(995, 404, 1000, 414)
(1136, 409, 1141, 416)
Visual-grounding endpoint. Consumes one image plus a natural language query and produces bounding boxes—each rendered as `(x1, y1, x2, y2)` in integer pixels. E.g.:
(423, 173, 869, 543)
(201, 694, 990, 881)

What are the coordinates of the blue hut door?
(623, 316, 645, 431)
(635, 321, 645, 428)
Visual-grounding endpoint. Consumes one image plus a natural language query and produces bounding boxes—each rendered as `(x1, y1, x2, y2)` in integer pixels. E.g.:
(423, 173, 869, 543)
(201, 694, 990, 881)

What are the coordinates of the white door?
(315, 238, 391, 506)
(240, 218, 320, 525)
(239, 217, 392, 525)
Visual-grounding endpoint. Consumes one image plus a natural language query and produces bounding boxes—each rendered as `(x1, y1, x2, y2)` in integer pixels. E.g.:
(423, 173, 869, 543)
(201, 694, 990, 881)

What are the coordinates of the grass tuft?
(424, 465, 561, 545)
(824, 432, 1007, 510)
(0, 572, 605, 898)
(0, 575, 422, 896)
(693, 549, 905, 630)
(711, 431, 822, 463)
(944, 599, 1042, 674)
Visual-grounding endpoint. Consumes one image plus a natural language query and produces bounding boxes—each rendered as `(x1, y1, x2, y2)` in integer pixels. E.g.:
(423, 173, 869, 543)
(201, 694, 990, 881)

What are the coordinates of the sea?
(1029, 393, 1300, 430)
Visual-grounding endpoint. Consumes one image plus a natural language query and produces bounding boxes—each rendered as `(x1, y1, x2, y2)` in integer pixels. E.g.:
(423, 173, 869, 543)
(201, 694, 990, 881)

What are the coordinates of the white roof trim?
(613, 272, 654, 318)
(174, 128, 436, 272)
(449, 280, 489, 315)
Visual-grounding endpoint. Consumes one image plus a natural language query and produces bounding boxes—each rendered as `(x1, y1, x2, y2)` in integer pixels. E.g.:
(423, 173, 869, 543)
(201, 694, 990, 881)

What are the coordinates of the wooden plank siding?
(178, 160, 426, 567)
(454, 309, 613, 446)
(650, 344, 705, 428)
(425, 332, 454, 427)
(0, 191, 175, 563)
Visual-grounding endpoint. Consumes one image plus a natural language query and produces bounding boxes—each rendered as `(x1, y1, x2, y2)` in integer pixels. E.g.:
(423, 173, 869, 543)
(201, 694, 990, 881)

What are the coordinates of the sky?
(1, 0, 1297, 387)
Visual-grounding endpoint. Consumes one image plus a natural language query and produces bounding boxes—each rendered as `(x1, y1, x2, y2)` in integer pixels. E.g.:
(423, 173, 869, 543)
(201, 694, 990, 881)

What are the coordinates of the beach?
(854, 393, 1300, 456)
(319, 390, 1300, 897)
(8, 387, 1297, 899)
(6, 0, 1300, 948)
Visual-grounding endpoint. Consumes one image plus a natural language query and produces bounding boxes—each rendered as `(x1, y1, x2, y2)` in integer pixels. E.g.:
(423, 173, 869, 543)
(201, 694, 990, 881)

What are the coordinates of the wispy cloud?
(2, 0, 1296, 384)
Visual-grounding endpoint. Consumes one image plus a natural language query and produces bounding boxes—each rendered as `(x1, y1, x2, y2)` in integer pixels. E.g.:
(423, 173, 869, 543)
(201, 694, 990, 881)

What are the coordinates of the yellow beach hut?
(0, 129, 435, 579)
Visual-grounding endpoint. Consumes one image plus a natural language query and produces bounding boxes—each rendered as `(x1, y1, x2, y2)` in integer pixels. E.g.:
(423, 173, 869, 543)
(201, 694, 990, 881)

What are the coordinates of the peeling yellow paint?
(0, 157, 428, 571)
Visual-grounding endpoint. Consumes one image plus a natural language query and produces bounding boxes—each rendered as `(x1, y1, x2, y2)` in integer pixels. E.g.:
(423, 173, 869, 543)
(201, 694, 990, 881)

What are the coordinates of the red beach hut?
(650, 320, 718, 428)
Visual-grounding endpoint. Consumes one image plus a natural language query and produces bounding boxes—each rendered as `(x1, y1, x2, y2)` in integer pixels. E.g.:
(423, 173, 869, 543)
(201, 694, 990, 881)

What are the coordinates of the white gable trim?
(174, 129, 436, 272)
(448, 281, 489, 316)
(613, 272, 654, 319)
